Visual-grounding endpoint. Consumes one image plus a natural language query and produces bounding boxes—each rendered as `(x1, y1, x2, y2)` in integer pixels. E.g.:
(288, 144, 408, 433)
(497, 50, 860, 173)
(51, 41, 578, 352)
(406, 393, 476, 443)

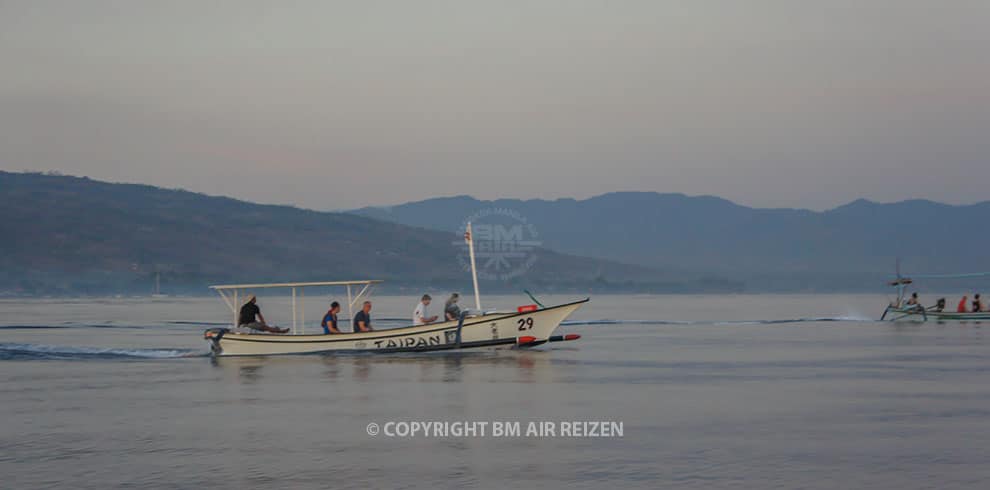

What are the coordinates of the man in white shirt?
(413, 294, 439, 325)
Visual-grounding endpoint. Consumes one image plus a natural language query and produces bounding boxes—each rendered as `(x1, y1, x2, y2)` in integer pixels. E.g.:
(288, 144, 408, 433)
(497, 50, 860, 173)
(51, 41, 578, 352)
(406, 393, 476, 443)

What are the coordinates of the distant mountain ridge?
(6, 171, 983, 294)
(352, 192, 990, 291)
(0, 172, 730, 295)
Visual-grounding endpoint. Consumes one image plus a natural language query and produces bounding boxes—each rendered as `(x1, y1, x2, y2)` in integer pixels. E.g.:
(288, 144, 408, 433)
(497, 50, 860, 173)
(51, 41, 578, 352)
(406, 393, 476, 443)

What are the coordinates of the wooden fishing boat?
(881, 261, 989, 321)
(881, 305, 990, 322)
(204, 291, 586, 356)
(204, 222, 587, 356)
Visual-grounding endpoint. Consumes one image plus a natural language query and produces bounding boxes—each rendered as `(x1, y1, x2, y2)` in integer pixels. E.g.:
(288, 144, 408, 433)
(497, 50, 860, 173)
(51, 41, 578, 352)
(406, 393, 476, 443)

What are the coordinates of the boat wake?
(0, 321, 228, 330)
(0, 325, 72, 330)
(562, 315, 876, 327)
(0, 342, 207, 361)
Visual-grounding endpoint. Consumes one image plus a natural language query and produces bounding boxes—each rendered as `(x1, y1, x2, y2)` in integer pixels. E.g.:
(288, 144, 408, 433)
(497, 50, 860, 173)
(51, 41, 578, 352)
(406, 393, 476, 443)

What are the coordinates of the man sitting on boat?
(901, 292, 925, 312)
(974, 294, 985, 313)
(958, 295, 969, 313)
(444, 293, 462, 321)
(353, 301, 374, 332)
(239, 295, 289, 333)
(321, 301, 341, 334)
(413, 294, 439, 325)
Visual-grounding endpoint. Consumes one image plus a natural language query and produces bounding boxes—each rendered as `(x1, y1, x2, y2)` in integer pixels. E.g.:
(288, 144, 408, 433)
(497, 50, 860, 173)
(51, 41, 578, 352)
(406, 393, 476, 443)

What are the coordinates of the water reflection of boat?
(212, 349, 560, 384)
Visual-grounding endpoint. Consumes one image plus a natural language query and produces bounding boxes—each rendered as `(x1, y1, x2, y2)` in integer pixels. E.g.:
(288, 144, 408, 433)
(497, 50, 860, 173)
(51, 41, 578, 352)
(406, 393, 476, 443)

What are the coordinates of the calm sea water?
(3, 293, 990, 489)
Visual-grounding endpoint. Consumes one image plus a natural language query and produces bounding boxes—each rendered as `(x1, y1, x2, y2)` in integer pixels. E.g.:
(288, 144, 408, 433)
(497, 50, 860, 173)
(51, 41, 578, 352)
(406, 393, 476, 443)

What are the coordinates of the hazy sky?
(1, 1, 987, 210)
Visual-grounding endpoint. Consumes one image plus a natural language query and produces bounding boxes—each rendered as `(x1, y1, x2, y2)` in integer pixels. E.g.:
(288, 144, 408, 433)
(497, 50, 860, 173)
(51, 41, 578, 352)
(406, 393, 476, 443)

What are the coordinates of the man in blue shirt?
(353, 301, 374, 332)
(321, 301, 341, 334)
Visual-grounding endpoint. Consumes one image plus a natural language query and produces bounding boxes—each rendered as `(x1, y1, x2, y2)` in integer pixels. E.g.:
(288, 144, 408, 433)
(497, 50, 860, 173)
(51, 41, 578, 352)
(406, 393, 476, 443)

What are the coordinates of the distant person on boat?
(934, 298, 946, 312)
(974, 294, 985, 312)
(353, 301, 374, 332)
(957, 295, 969, 313)
(413, 294, 439, 325)
(238, 295, 289, 334)
(905, 292, 920, 307)
(321, 301, 341, 334)
(444, 293, 462, 321)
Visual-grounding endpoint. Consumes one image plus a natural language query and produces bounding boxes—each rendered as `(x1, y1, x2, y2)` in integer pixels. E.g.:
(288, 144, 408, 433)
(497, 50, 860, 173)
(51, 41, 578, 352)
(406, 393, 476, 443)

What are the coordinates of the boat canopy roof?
(210, 280, 382, 290)
(210, 280, 382, 334)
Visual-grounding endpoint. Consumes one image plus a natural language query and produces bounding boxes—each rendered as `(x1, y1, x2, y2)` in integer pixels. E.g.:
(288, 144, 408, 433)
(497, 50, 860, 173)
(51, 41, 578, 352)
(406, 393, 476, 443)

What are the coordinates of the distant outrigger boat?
(203, 223, 587, 356)
(883, 307, 990, 321)
(881, 261, 990, 321)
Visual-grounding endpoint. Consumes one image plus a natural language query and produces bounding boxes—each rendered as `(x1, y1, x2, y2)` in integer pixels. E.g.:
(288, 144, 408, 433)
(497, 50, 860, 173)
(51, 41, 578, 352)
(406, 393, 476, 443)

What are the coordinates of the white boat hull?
(205, 299, 588, 356)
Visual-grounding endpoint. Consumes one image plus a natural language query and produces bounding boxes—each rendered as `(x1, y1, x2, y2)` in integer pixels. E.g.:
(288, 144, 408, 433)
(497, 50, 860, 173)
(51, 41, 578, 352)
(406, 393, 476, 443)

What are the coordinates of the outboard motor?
(204, 328, 229, 355)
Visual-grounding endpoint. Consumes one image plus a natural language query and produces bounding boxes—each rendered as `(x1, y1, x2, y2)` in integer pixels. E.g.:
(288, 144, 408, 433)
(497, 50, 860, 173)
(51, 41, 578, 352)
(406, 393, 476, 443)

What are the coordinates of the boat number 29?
(517, 317, 534, 331)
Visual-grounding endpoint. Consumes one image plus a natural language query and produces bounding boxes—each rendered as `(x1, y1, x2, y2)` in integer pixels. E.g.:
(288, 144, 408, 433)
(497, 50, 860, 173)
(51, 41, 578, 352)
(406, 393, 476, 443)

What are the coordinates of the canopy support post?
(300, 288, 305, 335)
(347, 284, 353, 325)
(216, 289, 235, 314)
(347, 283, 374, 320)
(292, 287, 297, 334)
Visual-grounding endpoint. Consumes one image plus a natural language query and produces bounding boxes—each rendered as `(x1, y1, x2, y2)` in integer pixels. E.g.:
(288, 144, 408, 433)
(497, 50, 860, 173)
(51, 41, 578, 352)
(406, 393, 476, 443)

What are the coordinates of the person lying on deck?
(321, 301, 341, 334)
(238, 295, 289, 333)
(353, 301, 374, 332)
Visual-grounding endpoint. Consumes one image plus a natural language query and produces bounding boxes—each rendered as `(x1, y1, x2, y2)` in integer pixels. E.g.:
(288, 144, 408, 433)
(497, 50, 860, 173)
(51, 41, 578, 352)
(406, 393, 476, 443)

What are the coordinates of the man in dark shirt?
(444, 293, 461, 321)
(321, 301, 341, 334)
(353, 301, 374, 332)
(238, 295, 289, 333)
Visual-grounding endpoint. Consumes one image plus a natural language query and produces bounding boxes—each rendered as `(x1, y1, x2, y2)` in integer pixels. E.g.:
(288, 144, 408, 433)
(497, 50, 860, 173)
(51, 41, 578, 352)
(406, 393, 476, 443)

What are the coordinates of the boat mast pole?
(466, 222, 482, 310)
(347, 285, 353, 324)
